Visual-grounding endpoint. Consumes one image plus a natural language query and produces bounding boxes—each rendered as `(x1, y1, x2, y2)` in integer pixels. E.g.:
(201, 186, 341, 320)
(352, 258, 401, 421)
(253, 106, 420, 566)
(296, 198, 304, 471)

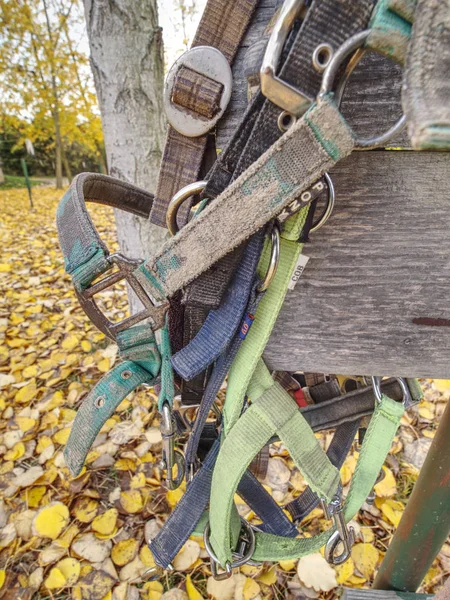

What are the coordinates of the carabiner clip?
(160, 402, 185, 490)
(323, 488, 355, 565)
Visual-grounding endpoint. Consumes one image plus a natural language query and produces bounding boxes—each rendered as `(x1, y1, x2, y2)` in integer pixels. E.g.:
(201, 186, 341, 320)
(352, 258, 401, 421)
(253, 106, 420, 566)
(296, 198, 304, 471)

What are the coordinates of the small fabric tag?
(288, 254, 310, 290)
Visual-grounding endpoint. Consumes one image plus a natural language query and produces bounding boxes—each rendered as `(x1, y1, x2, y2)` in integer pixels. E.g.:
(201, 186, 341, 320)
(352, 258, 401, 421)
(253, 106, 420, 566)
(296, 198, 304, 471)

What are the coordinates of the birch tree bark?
(83, 0, 167, 272)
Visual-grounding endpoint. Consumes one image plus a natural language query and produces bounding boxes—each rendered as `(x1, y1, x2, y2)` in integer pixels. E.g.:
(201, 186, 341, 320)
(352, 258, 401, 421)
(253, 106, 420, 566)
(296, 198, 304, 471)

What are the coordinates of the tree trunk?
(62, 143, 73, 183)
(83, 0, 167, 276)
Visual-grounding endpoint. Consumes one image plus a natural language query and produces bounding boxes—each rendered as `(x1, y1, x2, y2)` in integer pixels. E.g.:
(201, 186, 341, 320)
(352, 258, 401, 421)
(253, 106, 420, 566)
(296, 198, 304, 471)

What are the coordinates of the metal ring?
(257, 222, 281, 293)
(166, 180, 208, 236)
(310, 173, 335, 233)
(203, 517, 256, 571)
(371, 376, 410, 405)
(319, 30, 406, 149)
(312, 43, 333, 72)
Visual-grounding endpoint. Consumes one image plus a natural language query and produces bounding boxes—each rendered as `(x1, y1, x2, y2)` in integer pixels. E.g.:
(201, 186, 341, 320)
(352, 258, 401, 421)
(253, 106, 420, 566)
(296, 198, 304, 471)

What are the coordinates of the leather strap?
(149, 0, 259, 228)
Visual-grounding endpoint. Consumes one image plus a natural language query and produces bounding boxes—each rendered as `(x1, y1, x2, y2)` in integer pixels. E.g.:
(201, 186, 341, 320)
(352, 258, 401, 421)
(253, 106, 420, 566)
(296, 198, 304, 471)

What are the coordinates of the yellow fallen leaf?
(374, 466, 397, 497)
(92, 508, 118, 536)
(0, 264, 11, 272)
(381, 499, 404, 527)
(334, 557, 354, 584)
(351, 543, 379, 579)
(4, 442, 25, 461)
(61, 334, 80, 351)
(166, 487, 184, 508)
(172, 539, 200, 571)
(16, 416, 36, 432)
(36, 435, 52, 454)
(434, 379, 450, 393)
(186, 574, 203, 600)
(73, 497, 99, 523)
(278, 560, 297, 571)
(15, 382, 37, 404)
(53, 427, 71, 445)
(418, 402, 435, 420)
(22, 365, 38, 378)
(360, 527, 375, 544)
(0, 570, 5, 589)
(243, 577, 261, 600)
(44, 567, 66, 589)
(56, 522, 80, 548)
(297, 553, 337, 592)
(27, 485, 47, 508)
(120, 489, 144, 513)
(130, 472, 146, 489)
(81, 340, 92, 352)
(340, 455, 357, 486)
(32, 502, 70, 539)
(97, 357, 110, 372)
(111, 538, 139, 566)
(140, 545, 156, 568)
(55, 557, 81, 586)
(256, 568, 277, 586)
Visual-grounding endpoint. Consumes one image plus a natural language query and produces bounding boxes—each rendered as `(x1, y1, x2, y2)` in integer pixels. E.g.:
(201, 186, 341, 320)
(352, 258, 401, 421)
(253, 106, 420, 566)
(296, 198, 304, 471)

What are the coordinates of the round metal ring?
(319, 30, 406, 149)
(310, 172, 335, 233)
(203, 517, 256, 571)
(166, 180, 207, 236)
(371, 376, 410, 405)
(257, 222, 281, 293)
(312, 43, 333, 72)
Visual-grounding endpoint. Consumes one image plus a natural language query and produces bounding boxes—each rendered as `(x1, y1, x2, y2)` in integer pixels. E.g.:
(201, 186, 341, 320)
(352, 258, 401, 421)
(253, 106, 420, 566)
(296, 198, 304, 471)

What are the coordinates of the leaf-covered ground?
(0, 187, 449, 600)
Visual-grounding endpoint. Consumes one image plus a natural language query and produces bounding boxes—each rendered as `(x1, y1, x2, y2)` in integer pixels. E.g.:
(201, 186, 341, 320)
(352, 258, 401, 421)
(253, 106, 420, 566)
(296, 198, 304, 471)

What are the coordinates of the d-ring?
(371, 376, 411, 406)
(310, 173, 335, 233)
(166, 180, 207, 236)
(257, 222, 281, 293)
(203, 517, 256, 580)
(318, 30, 406, 149)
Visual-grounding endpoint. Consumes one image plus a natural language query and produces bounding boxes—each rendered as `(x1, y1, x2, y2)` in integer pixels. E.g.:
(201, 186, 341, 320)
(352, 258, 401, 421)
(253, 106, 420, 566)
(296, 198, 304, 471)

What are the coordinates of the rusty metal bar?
(374, 399, 450, 591)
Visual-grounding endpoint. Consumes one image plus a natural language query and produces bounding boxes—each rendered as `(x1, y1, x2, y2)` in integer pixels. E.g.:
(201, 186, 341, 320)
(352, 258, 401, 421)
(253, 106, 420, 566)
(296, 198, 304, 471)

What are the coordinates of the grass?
(0, 173, 49, 189)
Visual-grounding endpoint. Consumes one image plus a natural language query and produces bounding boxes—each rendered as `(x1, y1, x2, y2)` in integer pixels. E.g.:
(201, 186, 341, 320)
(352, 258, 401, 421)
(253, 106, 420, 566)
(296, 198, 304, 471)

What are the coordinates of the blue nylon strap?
(184, 279, 263, 470)
(149, 440, 297, 570)
(171, 231, 265, 381)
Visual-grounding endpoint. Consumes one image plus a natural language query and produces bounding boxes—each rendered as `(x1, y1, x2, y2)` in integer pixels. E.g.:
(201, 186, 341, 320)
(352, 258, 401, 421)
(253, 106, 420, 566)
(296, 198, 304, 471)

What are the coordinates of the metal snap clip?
(166, 180, 208, 236)
(160, 402, 185, 490)
(204, 517, 256, 580)
(164, 46, 233, 137)
(323, 487, 355, 565)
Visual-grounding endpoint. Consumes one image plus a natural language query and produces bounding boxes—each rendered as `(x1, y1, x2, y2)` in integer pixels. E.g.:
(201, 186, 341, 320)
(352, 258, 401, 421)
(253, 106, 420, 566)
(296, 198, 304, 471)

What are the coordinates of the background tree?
(0, 0, 105, 187)
(82, 0, 168, 277)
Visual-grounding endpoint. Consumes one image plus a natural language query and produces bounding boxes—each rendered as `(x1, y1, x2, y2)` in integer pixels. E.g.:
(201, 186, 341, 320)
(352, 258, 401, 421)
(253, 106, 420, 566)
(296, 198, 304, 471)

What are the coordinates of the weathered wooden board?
(214, 1, 450, 377)
(264, 151, 450, 378)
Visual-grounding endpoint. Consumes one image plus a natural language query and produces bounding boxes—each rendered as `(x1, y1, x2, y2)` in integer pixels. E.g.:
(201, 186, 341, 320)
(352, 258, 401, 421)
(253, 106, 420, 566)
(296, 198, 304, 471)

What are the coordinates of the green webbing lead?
(208, 373, 405, 565)
(223, 206, 309, 435)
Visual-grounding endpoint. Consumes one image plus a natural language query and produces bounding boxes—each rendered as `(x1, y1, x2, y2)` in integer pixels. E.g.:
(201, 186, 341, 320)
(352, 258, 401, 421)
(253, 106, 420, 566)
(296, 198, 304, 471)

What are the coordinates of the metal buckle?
(160, 402, 185, 490)
(260, 0, 311, 116)
(164, 46, 233, 137)
(319, 30, 406, 149)
(166, 180, 207, 236)
(371, 376, 415, 408)
(140, 562, 174, 582)
(75, 253, 168, 340)
(323, 487, 355, 565)
(203, 517, 256, 580)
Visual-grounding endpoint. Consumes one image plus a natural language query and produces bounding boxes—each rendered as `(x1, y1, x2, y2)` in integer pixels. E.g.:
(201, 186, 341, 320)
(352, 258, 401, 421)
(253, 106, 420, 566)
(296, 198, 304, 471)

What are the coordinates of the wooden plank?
(342, 589, 433, 600)
(264, 151, 450, 378)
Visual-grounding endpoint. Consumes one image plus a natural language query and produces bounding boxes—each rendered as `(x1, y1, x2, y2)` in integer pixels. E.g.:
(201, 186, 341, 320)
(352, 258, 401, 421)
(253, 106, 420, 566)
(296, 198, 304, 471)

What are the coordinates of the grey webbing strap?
(403, 0, 450, 149)
(135, 95, 355, 301)
(56, 173, 154, 290)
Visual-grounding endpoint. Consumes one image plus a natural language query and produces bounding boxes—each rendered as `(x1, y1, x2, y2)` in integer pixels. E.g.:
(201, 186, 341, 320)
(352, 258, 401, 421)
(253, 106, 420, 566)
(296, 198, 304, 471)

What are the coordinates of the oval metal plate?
(164, 46, 233, 138)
